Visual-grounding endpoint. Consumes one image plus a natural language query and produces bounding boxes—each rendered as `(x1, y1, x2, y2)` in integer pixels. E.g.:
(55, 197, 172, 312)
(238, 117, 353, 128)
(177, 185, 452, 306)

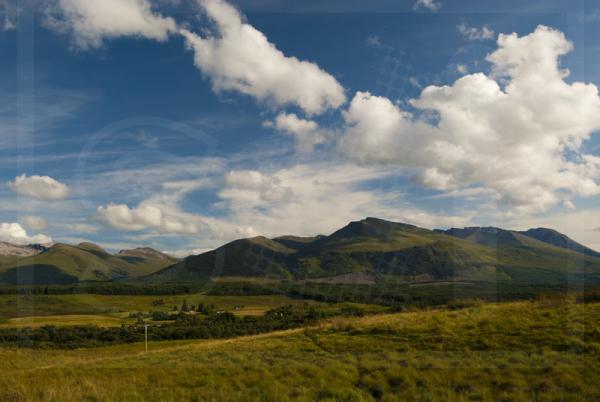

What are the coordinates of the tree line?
(0, 305, 325, 349)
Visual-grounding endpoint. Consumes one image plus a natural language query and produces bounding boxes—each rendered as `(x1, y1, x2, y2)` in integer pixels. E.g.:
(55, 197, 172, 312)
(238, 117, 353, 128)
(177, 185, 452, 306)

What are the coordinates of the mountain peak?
(520, 227, 600, 257)
(78, 242, 107, 254)
(441, 227, 521, 247)
(362, 217, 415, 227)
(328, 218, 417, 240)
(230, 236, 295, 254)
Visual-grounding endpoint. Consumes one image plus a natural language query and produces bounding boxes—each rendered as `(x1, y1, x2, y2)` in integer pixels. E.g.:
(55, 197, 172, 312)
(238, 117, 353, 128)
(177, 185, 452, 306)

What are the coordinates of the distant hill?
(0, 243, 177, 285)
(143, 218, 600, 286)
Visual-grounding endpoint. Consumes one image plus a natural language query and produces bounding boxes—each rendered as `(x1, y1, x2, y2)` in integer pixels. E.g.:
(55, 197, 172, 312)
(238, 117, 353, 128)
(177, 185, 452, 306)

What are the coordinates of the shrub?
(446, 299, 483, 310)
(151, 311, 170, 321)
(576, 290, 600, 304)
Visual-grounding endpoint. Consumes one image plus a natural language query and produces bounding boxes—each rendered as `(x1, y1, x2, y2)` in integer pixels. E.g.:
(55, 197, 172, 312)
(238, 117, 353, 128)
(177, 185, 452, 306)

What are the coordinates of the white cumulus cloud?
(97, 178, 222, 235)
(263, 112, 327, 153)
(0, 222, 52, 245)
(8, 174, 70, 200)
(96, 198, 208, 234)
(45, 0, 177, 49)
(338, 26, 600, 215)
(180, 0, 346, 115)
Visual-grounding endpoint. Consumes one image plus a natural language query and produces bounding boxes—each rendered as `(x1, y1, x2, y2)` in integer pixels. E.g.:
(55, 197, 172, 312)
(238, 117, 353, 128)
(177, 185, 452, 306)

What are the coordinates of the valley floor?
(1, 299, 599, 401)
(0, 294, 316, 322)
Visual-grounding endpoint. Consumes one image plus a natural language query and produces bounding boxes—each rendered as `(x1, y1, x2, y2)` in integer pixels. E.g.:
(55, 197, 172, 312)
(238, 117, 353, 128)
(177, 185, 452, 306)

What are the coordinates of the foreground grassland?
(1, 299, 599, 401)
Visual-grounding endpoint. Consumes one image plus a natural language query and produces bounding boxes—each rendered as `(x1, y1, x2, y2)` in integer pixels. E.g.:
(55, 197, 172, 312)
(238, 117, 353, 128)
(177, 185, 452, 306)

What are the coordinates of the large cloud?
(45, 0, 177, 49)
(338, 26, 600, 215)
(180, 0, 346, 115)
(8, 174, 70, 200)
(0, 222, 52, 245)
(216, 164, 472, 238)
(95, 162, 472, 249)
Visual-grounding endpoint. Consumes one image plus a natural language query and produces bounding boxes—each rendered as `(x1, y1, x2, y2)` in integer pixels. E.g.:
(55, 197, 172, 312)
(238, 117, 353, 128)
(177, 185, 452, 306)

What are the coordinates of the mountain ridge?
(0, 243, 177, 285)
(143, 218, 600, 286)
(1, 218, 598, 286)
(518, 227, 600, 257)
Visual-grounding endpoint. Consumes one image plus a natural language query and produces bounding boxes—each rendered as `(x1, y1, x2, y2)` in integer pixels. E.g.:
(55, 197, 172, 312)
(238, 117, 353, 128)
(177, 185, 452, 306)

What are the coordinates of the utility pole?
(144, 323, 149, 353)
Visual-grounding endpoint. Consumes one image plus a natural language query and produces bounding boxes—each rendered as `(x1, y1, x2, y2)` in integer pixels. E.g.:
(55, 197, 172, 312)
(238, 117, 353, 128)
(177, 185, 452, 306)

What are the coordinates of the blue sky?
(2, 0, 600, 255)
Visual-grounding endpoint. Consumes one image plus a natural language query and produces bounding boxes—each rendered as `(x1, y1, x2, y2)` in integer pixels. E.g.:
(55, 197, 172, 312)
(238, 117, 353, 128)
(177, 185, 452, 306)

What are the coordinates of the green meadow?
(0, 294, 312, 321)
(1, 298, 599, 401)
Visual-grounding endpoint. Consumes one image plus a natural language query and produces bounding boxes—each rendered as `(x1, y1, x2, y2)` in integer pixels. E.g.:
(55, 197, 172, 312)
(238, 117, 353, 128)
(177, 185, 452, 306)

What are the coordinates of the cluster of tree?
(171, 300, 216, 314)
(0, 283, 204, 296)
(199, 281, 560, 308)
(285, 282, 567, 308)
(1, 278, 594, 311)
(204, 282, 283, 296)
(0, 305, 326, 349)
(127, 300, 219, 322)
(0, 281, 283, 296)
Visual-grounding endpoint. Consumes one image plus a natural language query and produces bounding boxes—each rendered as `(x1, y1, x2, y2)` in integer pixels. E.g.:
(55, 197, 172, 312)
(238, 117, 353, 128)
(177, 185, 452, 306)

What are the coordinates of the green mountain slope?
(0, 243, 177, 285)
(145, 237, 295, 283)
(145, 218, 600, 285)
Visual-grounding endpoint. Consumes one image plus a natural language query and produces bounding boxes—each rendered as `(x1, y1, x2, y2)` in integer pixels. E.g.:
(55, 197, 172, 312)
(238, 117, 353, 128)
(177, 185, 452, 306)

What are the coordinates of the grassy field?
(0, 294, 318, 323)
(0, 298, 598, 401)
(0, 314, 127, 328)
(0, 293, 386, 329)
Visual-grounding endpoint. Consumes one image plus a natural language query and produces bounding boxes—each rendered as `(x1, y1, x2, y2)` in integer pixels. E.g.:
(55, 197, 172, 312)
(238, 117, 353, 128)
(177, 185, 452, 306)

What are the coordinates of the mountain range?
(144, 218, 600, 286)
(1, 217, 599, 286)
(0, 242, 177, 285)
